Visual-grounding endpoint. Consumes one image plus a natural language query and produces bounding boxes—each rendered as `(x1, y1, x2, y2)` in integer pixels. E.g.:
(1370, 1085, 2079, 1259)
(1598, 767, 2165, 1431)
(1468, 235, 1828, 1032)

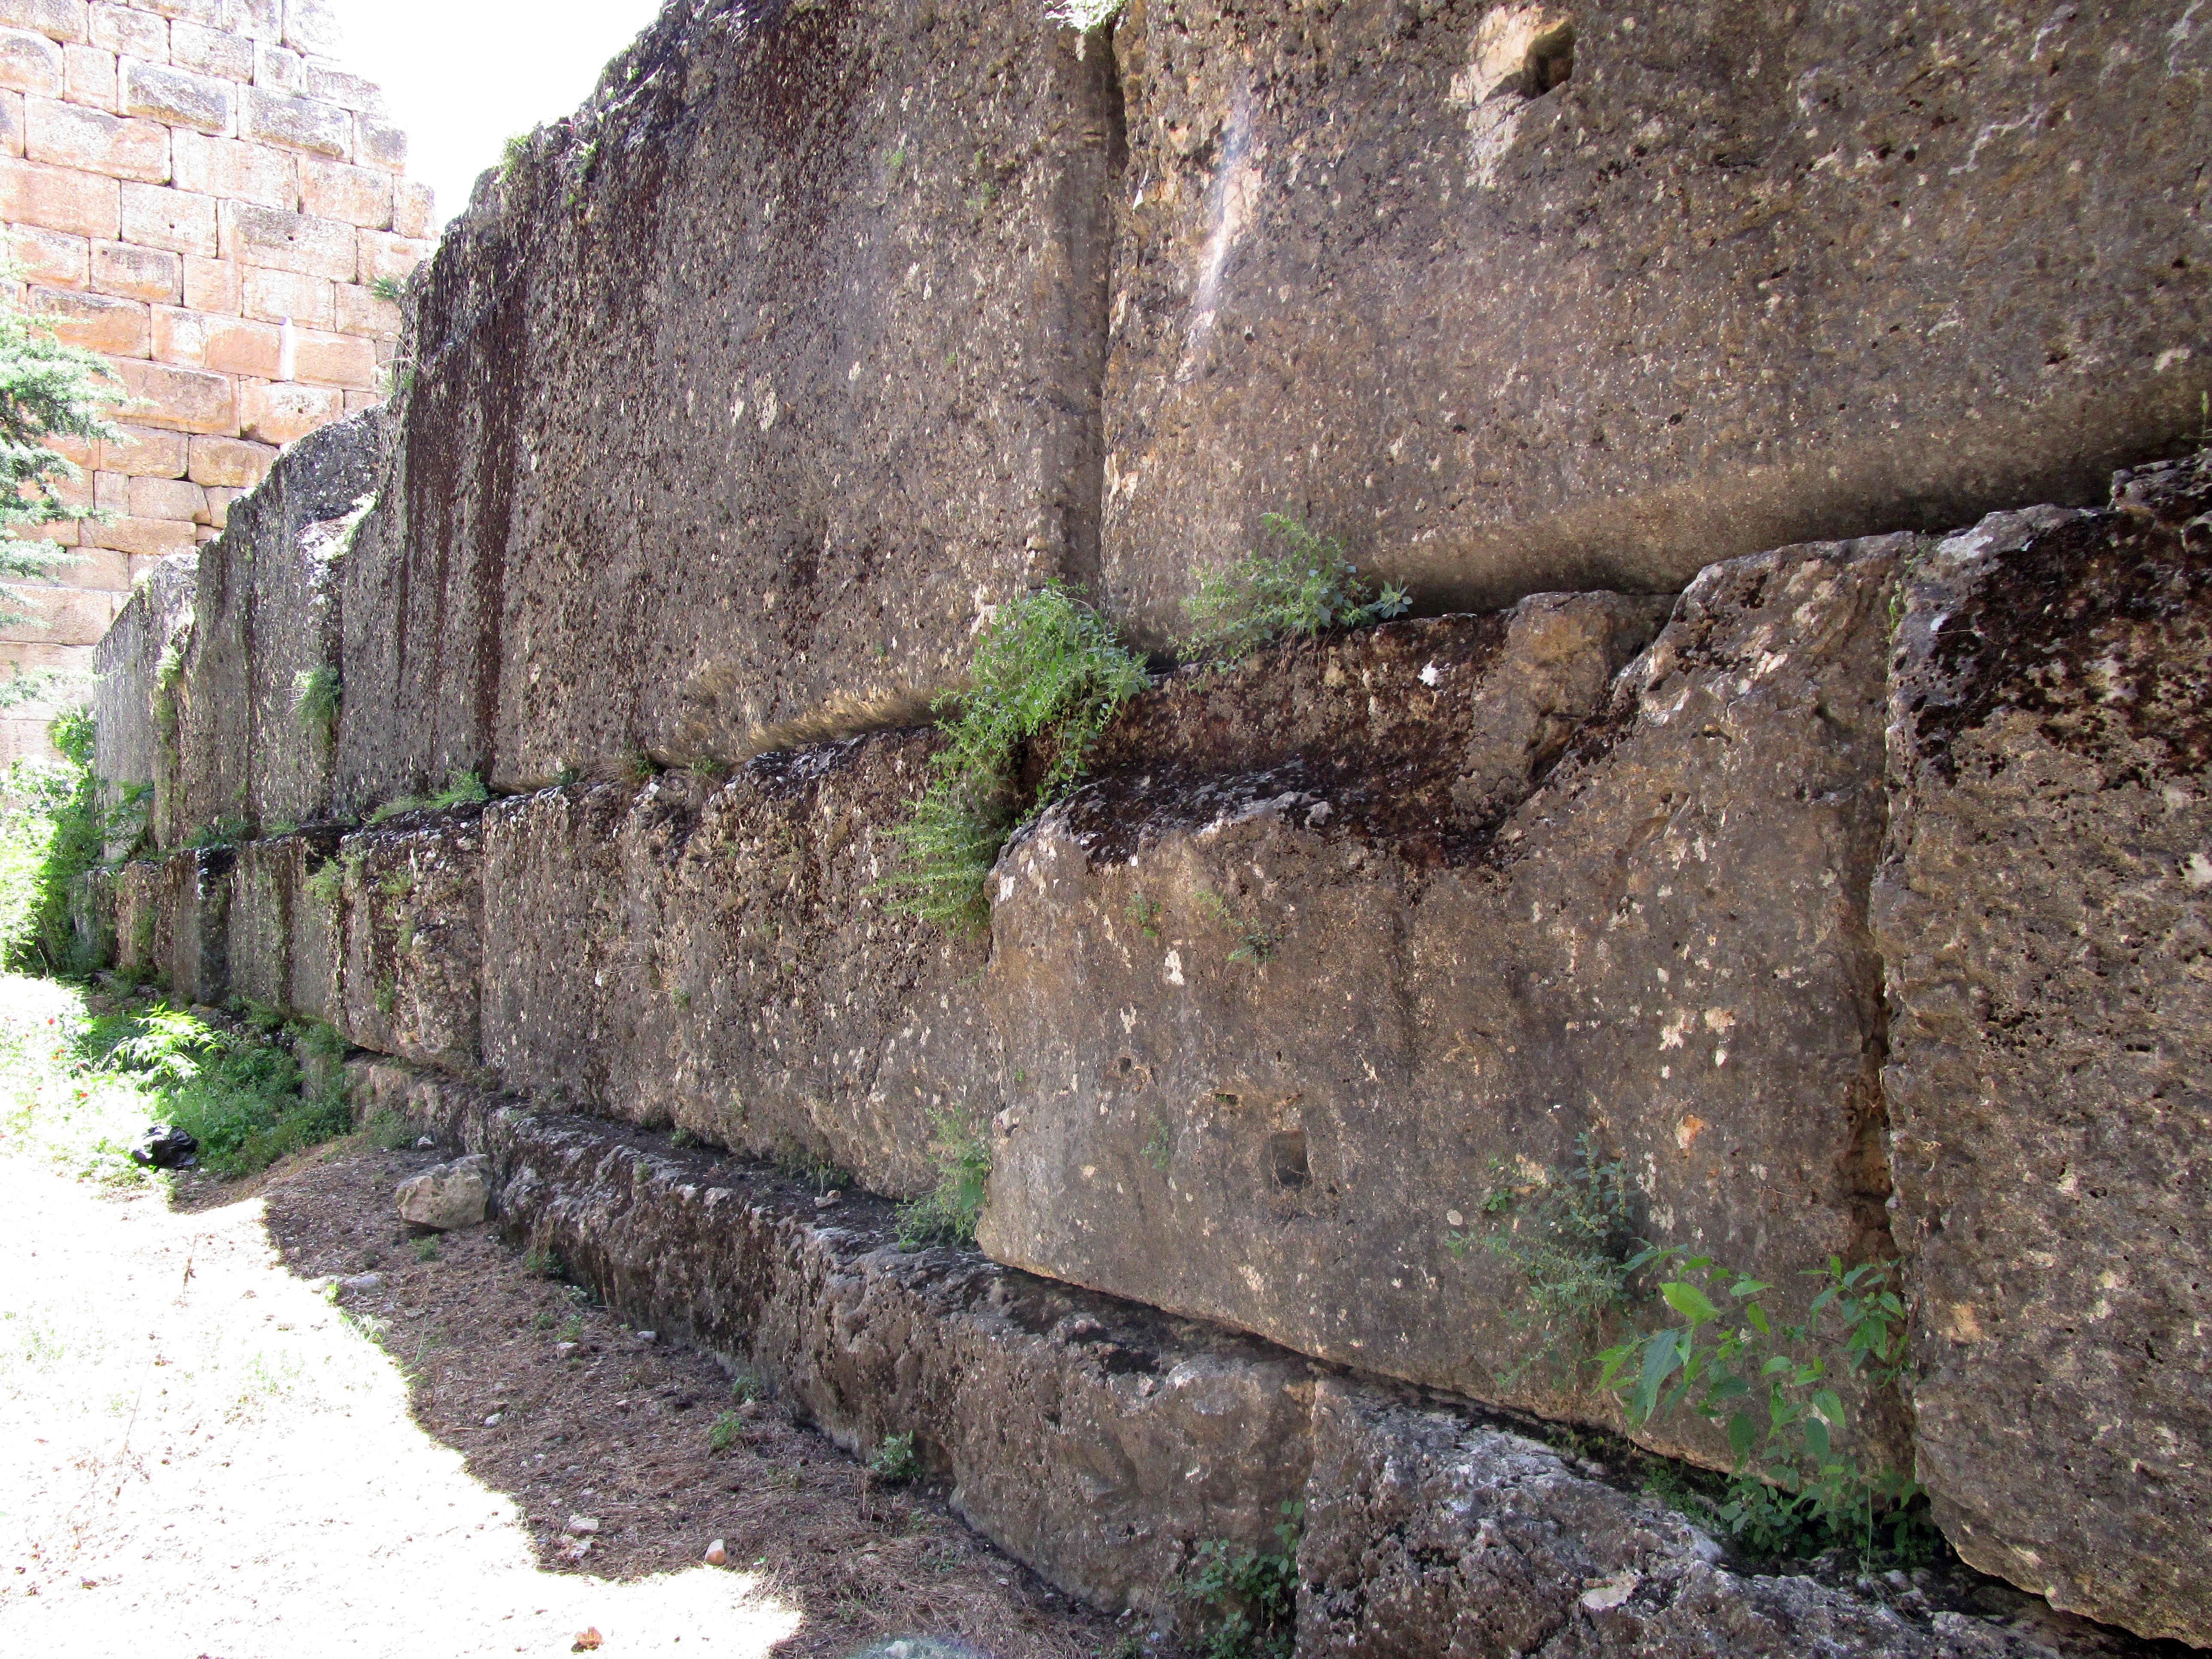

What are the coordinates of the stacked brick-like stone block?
(0, 0, 432, 761)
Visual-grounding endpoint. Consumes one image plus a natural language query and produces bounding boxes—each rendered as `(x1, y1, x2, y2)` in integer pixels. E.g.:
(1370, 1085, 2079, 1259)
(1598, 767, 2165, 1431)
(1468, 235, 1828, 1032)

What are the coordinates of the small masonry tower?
(0, 0, 433, 760)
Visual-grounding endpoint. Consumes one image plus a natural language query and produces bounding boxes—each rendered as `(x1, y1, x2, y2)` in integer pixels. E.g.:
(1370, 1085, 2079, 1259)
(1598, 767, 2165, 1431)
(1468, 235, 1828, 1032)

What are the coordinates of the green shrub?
(1180, 1502, 1302, 1659)
(895, 1107, 992, 1249)
(707, 1410, 744, 1453)
(1465, 1140, 1936, 1565)
(1182, 514, 1410, 664)
(91, 1004, 355, 1179)
(880, 582, 1147, 932)
(364, 1108, 419, 1151)
(1596, 1253, 1935, 1563)
(1449, 1133, 1641, 1387)
(867, 1430, 920, 1484)
(0, 709, 114, 974)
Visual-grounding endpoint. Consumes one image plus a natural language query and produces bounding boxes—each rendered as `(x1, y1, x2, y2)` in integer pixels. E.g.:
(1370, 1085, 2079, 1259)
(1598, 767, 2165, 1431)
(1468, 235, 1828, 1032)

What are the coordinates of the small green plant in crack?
(374, 975, 397, 1018)
(895, 1106, 992, 1249)
(1180, 1501, 1302, 1659)
(878, 581, 1148, 933)
(1449, 1133, 1643, 1389)
(774, 1141, 850, 1195)
(376, 866, 415, 900)
(1197, 888, 1283, 968)
(293, 664, 340, 745)
(429, 770, 489, 810)
(1596, 1252, 1936, 1565)
(868, 1430, 920, 1485)
(1142, 1118, 1174, 1172)
(370, 274, 407, 305)
(707, 1410, 744, 1454)
(1183, 513, 1411, 665)
(1124, 891, 1162, 941)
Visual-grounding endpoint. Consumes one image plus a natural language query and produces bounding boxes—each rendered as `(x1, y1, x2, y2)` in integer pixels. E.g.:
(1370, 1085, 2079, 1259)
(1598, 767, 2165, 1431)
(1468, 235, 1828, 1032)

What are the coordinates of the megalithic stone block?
(1876, 453, 2212, 1644)
(1099, 0, 2212, 644)
(333, 0, 1123, 806)
(981, 541, 1906, 1472)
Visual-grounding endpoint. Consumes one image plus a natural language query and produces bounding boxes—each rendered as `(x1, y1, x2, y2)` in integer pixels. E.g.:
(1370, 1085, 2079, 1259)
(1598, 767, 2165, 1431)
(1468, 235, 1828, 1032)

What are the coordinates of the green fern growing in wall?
(1183, 514, 1411, 664)
(878, 582, 1147, 933)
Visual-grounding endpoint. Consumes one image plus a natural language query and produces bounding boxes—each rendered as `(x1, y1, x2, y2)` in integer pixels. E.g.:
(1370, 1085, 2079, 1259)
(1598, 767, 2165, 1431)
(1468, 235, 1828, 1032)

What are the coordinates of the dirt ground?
(0, 1132, 1136, 1659)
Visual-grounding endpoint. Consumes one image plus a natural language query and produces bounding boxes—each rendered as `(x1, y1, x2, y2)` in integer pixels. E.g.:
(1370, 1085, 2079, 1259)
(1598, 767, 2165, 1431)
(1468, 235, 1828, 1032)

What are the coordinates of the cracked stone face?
(1101, 0, 2212, 642)
(981, 541, 1906, 1469)
(1878, 455, 2212, 1645)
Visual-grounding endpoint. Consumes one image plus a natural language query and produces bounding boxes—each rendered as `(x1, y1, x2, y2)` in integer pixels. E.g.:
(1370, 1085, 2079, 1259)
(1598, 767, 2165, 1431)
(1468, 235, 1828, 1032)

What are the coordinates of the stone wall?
(83, 0, 2212, 1650)
(0, 0, 431, 763)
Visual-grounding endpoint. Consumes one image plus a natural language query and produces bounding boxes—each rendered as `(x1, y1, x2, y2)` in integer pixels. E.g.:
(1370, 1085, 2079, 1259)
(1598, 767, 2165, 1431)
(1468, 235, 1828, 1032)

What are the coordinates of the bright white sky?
(330, 0, 670, 234)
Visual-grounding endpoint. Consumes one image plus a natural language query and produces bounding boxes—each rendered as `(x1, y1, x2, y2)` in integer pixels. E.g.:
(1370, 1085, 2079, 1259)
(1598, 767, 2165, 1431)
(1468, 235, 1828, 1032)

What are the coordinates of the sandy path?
(0, 1146, 1117, 1659)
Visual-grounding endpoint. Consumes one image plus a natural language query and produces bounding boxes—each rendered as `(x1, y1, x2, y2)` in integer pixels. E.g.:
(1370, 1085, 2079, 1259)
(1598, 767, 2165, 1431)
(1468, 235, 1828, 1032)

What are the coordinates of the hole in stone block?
(1269, 1129, 1310, 1189)
(1525, 22, 1574, 95)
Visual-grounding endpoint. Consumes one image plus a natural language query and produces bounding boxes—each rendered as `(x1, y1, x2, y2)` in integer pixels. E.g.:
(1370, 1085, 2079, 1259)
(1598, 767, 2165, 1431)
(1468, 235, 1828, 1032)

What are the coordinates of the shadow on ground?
(216, 1134, 1127, 1659)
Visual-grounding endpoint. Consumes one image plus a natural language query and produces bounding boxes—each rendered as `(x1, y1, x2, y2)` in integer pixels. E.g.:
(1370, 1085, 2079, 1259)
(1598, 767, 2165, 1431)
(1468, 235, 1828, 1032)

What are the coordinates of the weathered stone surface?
(983, 541, 1905, 1466)
(112, 846, 229, 998)
(349, 1054, 1317, 1619)
(477, 737, 995, 1198)
(1875, 455, 2212, 1644)
(1298, 1381, 2107, 1659)
(170, 405, 379, 842)
(351, 1055, 2119, 1656)
(225, 824, 341, 1018)
(90, 546, 194, 854)
(336, 804, 482, 1073)
(333, 0, 1119, 804)
(1099, 0, 2212, 643)
(395, 1151, 490, 1229)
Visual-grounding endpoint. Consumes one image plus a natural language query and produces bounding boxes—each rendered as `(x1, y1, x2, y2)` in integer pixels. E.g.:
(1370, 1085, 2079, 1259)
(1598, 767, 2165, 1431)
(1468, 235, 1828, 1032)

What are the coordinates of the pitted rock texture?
(90, 550, 197, 857)
(228, 826, 345, 1022)
(172, 409, 382, 843)
(337, 804, 486, 1075)
(476, 737, 995, 1198)
(351, 1056, 2125, 1659)
(1299, 1381, 2114, 1659)
(983, 535, 1908, 1469)
(1100, 0, 2212, 641)
(347, 1055, 1316, 1620)
(1875, 455, 2212, 1644)
(332, 0, 1121, 808)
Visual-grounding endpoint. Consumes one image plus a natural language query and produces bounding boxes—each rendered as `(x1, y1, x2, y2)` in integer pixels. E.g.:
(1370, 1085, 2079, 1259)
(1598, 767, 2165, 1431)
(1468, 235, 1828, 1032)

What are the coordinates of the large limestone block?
(171, 407, 379, 843)
(1875, 455, 2212, 1644)
(91, 548, 194, 854)
(117, 846, 230, 1000)
(1099, 0, 2212, 642)
(478, 739, 997, 1197)
(333, 0, 1119, 806)
(335, 806, 482, 1072)
(982, 542, 1904, 1466)
(226, 825, 341, 1018)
